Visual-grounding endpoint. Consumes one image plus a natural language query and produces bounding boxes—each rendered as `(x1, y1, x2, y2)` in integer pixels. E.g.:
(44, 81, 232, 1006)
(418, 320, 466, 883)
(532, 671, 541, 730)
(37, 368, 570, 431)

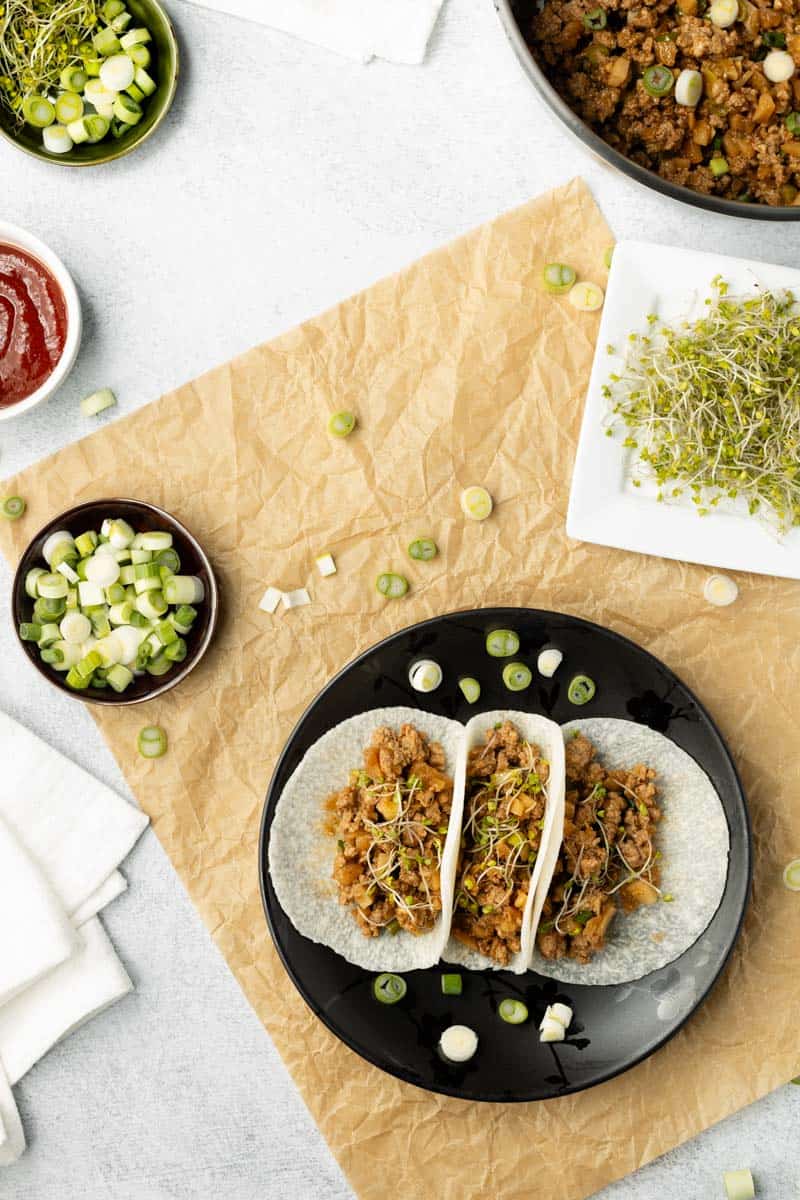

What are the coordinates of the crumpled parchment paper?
(2, 178, 798, 1200)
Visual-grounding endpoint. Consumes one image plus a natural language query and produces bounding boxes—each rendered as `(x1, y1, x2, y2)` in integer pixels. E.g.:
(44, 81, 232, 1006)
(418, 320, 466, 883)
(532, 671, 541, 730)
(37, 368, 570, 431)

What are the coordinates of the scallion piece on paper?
(543, 263, 576, 294)
(408, 538, 437, 561)
(782, 858, 800, 891)
(328, 411, 356, 438)
(2, 497, 26, 520)
(138, 725, 167, 759)
(375, 573, 408, 599)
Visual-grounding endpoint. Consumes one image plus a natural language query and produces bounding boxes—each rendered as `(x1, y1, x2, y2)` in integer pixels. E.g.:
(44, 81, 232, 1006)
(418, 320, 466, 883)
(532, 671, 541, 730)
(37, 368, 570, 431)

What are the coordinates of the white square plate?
(567, 240, 800, 580)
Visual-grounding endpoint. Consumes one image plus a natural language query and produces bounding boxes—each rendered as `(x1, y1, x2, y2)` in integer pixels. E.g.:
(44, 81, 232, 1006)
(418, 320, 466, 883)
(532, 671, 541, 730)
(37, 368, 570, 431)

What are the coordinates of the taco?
(444, 711, 565, 975)
(268, 707, 464, 972)
(530, 718, 730, 985)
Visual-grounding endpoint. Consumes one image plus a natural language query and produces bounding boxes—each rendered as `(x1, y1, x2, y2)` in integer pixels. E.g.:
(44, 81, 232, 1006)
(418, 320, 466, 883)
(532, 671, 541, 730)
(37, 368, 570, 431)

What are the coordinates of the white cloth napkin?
(183, 0, 446, 64)
(0, 814, 76, 1007)
(0, 711, 149, 1164)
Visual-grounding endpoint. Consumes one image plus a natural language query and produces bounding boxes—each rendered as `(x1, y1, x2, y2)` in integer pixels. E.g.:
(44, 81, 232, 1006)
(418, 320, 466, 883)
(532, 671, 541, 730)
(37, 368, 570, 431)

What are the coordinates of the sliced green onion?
(1, 496, 26, 520)
(710, 156, 729, 178)
(642, 65, 675, 97)
(110, 10, 132, 33)
(441, 973, 463, 996)
(106, 663, 134, 693)
(38, 572, 69, 600)
(502, 662, 532, 692)
(100, 53, 135, 91)
(34, 597, 66, 621)
(85, 114, 112, 143)
(137, 531, 173, 551)
(163, 575, 204, 605)
(81, 388, 117, 417)
(18, 622, 42, 642)
(567, 674, 596, 705)
(146, 652, 172, 676)
(55, 92, 84, 124)
(375, 572, 409, 599)
(408, 537, 437, 561)
(485, 629, 519, 657)
(138, 725, 168, 758)
(60, 611, 92, 644)
(568, 281, 604, 312)
(112, 93, 142, 125)
(120, 27, 151, 48)
(164, 637, 187, 663)
(408, 659, 442, 692)
(543, 263, 577, 294)
(60, 64, 88, 92)
(172, 604, 197, 633)
(66, 667, 90, 690)
(127, 43, 151, 68)
(23, 95, 56, 128)
(101, 0, 126, 21)
(133, 67, 156, 96)
(38, 623, 61, 646)
(723, 1169, 755, 1200)
(155, 547, 180, 573)
(135, 590, 168, 620)
(93, 25, 122, 55)
(328, 410, 356, 438)
(25, 567, 45, 598)
(460, 485, 493, 521)
(782, 858, 800, 891)
(583, 6, 607, 28)
(373, 973, 407, 1004)
(74, 530, 98, 557)
(40, 647, 64, 665)
(786, 111, 800, 135)
(498, 998, 528, 1024)
(458, 676, 481, 704)
(603, 245, 614, 269)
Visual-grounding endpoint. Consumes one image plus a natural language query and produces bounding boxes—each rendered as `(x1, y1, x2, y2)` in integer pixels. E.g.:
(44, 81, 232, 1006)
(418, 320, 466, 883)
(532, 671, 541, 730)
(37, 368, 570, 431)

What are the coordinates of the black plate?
(259, 608, 751, 1102)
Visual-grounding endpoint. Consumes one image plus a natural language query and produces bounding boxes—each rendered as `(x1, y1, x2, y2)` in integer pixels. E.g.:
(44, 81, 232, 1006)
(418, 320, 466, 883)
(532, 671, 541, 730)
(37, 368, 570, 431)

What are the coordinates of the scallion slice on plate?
(485, 629, 519, 657)
(373, 973, 406, 1004)
(440, 973, 462, 996)
(502, 662, 532, 692)
(498, 998, 528, 1024)
(138, 725, 168, 759)
(458, 676, 481, 704)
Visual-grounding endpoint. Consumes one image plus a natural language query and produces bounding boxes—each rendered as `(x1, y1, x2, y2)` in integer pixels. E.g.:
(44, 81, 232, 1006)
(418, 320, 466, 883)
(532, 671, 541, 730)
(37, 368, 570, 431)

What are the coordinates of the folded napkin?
(0, 711, 149, 1164)
(0, 814, 75, 1007)
(182, 0, 446, 64)
(0, 710, 147, 919)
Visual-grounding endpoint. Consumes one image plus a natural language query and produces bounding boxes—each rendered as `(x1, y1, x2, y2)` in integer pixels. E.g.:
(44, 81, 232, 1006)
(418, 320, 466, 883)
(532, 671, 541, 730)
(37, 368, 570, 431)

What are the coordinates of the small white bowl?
(0, 220, 81, 422)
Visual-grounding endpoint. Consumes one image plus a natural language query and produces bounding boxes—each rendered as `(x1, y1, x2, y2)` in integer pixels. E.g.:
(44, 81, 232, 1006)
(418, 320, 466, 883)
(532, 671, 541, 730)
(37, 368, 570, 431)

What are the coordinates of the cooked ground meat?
(536, 732, 663, 965)
(520, 0, 800, 205)
(451, 722, 550, 966)
(329, 724, 453, 938)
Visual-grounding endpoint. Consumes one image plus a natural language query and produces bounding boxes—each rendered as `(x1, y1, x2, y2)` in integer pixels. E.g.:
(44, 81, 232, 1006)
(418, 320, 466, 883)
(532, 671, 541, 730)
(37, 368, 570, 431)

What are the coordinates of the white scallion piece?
(42, 125, 74, 154)
(163, 575, 204, 605)
(704, 574, 738, 607)
(80, 388, 117, 417)
(43, 531, 75, 566)
(315, 553, 337, 577)
(114, 624, 147, 665)
(50, 640, 82, 671)
(546, 1002, 573, 1029)
(708, 0, 738, 25)
(438, 1025, 478, 1063)
(60, 612, 92, 644)
(675, 68, 703, 106)
(281, 588, 311, 609)
(99, 53, 135, 91)
(95, 634, 123, 665)
(85, 553, 121, 587)
(568, 281, 604, 312)
(723, 1169, 755, 1200)
(258, 586, 282, 614)
(537, 648, 563, 678)
(539, 1016, 566, 1043)
(78, 580, 105, 608)
(408, 659, 442, 693)
(56, 561, 80, 585)
(108, 518, 135, 549)
(138, 531, 173, 551)
(764, 50, 795, 82)
(460, 485, 493, 521)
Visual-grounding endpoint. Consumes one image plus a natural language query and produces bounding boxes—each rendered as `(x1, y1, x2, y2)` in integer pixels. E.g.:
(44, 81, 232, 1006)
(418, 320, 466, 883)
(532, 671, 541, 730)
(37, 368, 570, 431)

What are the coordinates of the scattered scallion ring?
(782, 858, 800, 891)
(408, 537, 437, 561)
(723, 1169, 755, 1200)
(373, 972, 407, 1004)
(543, 262, 577, 295)
(485, 629, 520, 657)
(603, 245, 614, 269)
(786, 111, 800, 135)
(498, 998, 529, 1024)
(2, 496, 26, 520)
(567, 674, 596, 705)
(583, 6, 607, 29)
(458, 676, 481, 704)
(328, 410, 356, 438)
(137, 725, 168, 758)
(22, 94, 56, 128)
(502, 662, 532, 692)
(642, 65, 675, 97)
(375, 572, 409, 599)
(441, 973, 463, 996)
(710, 156, 730, 178)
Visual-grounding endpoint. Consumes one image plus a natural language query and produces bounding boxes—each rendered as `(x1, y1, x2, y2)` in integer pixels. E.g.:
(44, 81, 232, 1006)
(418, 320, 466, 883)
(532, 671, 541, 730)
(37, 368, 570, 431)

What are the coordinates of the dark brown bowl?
(12, 498, 218, 706)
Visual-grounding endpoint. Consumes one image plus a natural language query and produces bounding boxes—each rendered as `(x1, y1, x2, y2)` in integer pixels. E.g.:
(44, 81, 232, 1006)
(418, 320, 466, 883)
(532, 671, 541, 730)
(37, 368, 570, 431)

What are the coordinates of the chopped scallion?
(138, 725, 168, 758)
(373, 972, 407, 1004)
(1, 496, 26, 520)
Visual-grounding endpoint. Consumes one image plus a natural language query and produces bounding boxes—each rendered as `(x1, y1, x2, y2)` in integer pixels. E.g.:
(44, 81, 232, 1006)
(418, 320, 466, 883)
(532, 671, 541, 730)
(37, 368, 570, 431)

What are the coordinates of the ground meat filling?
(329, 724, 453, 938)
(536, 732, 663, 965)
(451, 722, 549, 966)
(522, 0, 800, 206)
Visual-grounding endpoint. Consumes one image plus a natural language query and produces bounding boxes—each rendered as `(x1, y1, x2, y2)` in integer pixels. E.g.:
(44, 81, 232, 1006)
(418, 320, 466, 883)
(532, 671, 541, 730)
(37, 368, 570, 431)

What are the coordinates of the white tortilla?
(268, 707, 464, 972)
(530, 718, 731, 985)
(443, 710, 565, 976)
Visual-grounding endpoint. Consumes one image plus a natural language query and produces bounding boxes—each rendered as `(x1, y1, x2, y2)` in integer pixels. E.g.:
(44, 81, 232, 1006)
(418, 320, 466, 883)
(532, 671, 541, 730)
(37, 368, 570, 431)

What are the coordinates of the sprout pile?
(604, 279, 800, 535)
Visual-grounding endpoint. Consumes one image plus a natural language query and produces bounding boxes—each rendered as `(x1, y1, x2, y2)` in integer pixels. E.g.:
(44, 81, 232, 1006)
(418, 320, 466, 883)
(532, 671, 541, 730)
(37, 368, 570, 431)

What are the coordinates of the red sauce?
(0, 243, 68, 408)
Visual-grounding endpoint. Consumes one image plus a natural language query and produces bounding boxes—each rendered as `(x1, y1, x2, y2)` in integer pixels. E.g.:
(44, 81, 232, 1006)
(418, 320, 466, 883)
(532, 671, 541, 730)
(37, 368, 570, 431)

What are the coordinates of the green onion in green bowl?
(0, 0, 178, 167)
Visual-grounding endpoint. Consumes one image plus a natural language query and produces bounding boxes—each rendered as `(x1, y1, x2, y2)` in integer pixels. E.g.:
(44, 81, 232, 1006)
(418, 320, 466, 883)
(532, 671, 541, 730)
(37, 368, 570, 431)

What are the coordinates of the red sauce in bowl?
(0, 242, 68, 408)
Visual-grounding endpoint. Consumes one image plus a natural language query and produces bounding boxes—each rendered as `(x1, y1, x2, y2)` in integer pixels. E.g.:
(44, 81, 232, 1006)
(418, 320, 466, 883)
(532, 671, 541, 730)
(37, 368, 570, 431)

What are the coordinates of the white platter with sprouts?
(567, 241, 800, 579)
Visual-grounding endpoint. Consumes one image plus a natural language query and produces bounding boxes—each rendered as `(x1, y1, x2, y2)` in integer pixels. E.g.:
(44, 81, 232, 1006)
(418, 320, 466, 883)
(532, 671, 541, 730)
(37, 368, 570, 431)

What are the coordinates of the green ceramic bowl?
(0, 0, 179, 167)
